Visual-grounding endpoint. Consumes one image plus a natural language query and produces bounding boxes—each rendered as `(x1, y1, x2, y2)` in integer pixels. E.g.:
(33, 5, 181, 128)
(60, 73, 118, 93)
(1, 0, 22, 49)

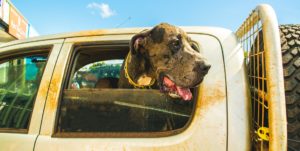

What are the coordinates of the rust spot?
(198, 81, 226, 109)
(36, 79, 50, 100)
(39, 82, 49, 94)
(39, 76, 50, 95)
(71, 30, 107, 37)
(47, 73, 61, 112)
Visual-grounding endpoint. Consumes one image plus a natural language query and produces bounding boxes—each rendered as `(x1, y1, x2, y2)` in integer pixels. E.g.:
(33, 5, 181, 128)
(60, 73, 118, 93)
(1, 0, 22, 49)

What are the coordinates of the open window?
(56, 43, 197, 137)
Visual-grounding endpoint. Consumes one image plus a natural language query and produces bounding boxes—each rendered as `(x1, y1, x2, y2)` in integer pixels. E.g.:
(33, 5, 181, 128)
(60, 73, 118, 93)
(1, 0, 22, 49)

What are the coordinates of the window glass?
(0, 52, 48, 130)
(57, 45, 195, 134)
(70, 60, 122, 89)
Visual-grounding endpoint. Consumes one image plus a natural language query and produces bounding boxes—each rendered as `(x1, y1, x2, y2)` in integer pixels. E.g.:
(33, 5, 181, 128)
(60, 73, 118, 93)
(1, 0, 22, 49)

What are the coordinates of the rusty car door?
(0, 39, 63, 151)
(35, 30, 227, 151)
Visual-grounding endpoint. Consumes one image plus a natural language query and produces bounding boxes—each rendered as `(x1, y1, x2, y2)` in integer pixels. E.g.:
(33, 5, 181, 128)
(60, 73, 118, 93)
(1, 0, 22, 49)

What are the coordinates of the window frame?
(0, 46, 52, 134)
(53, 42, 198, 138)
(64, 43, 129, 89)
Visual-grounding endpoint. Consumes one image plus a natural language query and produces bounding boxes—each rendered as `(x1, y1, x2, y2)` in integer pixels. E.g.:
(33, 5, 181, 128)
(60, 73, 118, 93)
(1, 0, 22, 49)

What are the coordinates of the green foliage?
(88, 62, 122, 78)
(72, 61, 123, 88)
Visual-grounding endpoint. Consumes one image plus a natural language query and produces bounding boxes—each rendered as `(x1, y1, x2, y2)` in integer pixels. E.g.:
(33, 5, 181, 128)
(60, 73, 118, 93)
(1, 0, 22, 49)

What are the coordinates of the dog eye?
(191, 42, 199, 52)
(163, 54, 169, 58)
(172, 40, 180, 47)
(169, 40, 181, 54)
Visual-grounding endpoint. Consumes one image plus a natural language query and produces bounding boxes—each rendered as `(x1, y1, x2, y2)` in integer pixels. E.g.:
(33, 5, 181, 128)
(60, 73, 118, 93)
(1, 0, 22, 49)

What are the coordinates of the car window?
(0, 51, 49, 132)
(70, 60, 122, 89)
(56, 45, 196, 136)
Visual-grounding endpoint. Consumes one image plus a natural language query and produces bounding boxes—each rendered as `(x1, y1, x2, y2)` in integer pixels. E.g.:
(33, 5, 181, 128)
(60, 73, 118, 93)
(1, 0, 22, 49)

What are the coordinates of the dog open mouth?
(161, 76, 193, 101)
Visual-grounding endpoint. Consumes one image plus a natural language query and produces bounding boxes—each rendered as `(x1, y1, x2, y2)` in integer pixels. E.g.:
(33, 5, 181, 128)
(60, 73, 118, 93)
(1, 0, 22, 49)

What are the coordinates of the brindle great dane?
(118, 23, 210, 101)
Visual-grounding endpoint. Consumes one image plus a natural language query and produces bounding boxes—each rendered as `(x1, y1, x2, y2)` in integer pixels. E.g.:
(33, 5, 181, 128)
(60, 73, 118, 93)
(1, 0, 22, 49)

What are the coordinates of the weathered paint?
(199, 81, 225, 108)
(29, 42, 64, 134)
(0, 133, 37, 150)
(259, 5, 287, 151)
(0, 39, 63, 151)
(39, 43, 73, 136)
(0, 29, 124, 48)
(236, 4, 287, 151)
(35, 32, 231, 151)
(222, 31, 251, 151)
(0, 26, 252, 151)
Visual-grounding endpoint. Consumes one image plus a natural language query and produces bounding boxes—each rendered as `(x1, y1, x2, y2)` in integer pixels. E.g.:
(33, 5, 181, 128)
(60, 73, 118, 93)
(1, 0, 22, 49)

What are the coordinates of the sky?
(11, 0, 300, 36)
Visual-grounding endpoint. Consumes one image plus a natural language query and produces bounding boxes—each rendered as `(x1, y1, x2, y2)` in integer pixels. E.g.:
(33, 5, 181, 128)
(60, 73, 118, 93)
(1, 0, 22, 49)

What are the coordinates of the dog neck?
(125, 54, 154, 87)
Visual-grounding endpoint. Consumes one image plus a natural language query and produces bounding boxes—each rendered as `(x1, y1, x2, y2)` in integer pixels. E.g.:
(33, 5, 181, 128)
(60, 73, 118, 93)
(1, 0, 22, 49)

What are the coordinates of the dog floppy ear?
(130, 30, 150, 55)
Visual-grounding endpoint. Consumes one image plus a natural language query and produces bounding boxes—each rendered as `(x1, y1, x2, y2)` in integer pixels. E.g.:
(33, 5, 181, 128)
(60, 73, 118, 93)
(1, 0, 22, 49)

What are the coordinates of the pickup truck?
(0, 4, 298, 151)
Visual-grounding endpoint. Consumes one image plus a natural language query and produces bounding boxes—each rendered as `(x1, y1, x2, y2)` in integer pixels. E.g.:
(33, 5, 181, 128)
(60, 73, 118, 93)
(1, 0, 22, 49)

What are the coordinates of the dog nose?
(201, 63, 211, 73)
(194, 61, 211, 74)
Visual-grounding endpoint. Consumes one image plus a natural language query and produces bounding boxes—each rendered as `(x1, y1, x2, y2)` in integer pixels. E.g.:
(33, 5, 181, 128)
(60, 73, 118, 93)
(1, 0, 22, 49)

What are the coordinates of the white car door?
(0, 40, 63, 151)
(35, 29, 228, 151)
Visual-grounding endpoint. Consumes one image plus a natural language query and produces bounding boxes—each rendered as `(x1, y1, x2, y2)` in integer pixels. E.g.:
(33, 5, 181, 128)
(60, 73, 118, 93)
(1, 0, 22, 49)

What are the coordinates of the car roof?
(0, 26, 232, 48)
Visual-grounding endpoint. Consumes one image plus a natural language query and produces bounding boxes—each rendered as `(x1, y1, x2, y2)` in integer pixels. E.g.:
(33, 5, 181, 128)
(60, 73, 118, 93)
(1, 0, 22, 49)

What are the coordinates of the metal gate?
(236, 4, 287, 151)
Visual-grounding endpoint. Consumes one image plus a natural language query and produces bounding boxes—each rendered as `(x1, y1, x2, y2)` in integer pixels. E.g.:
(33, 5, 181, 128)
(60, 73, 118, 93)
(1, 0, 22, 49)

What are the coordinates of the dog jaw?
(161, 76, 193, 101)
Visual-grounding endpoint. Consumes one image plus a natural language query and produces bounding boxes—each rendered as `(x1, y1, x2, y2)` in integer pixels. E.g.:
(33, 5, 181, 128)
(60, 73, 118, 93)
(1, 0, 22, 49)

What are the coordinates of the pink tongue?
(163, 77, 192, 101)
(163, 77, 175, 87)
(176, 86, 192, 101)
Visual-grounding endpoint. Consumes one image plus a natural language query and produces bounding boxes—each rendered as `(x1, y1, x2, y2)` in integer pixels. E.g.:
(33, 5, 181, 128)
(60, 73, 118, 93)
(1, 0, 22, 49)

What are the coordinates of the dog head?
(130, 23, 210, 101)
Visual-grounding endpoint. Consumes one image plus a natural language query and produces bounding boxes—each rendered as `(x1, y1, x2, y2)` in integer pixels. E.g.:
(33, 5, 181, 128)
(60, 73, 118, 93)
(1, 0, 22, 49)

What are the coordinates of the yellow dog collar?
(124, 54, 155, 88)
